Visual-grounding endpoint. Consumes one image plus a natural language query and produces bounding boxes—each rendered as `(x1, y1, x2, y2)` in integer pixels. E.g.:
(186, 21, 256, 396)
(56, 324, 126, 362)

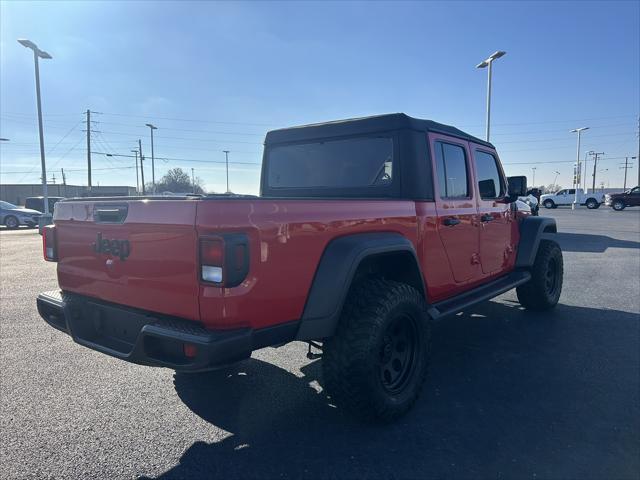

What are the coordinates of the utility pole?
(60, 168, 66, 185)
(553, 171, 560, 187)
(621, 157, 636, 190)
(191, 167, 196, 193)
(86, 109, 92, 191)
(637, 116, 640, 186)
(145, 124, 157, 193)
(139, 139, 146, 195)
(589, 152, 604, 192)
(223, 150, 230, 193)
(131, 149, 140, 194)
(531, 167, 536, 187)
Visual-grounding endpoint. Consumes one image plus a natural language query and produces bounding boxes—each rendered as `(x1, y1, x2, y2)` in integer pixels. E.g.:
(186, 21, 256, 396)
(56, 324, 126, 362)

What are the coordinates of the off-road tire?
(543, 199, 555, 209)
(517, 240, 563, 311)
(3, 215, 19, 229)
(322, 278, 430, 423)
(585, 198, 599, 209)
(612, 200, 625, 211)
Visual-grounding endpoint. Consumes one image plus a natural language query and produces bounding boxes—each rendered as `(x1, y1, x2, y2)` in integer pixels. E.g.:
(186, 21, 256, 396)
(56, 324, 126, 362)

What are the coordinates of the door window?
(435, 142, 469, 199)
(475, 150, 505, 199)
(568, 189, 576, 195)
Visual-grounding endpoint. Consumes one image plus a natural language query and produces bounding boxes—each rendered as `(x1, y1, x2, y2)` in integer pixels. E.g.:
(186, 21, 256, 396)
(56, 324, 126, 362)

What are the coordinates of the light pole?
(570, 127, 589, 210)
(223, 150, 230, 193)
(531, 167, 537, 187)
(476, 50, 506, 142)
(553, 171, 560, 187)
(131, 149, 140, 194)
(145, 123, 157, 193)
(18, 39, 52, 229)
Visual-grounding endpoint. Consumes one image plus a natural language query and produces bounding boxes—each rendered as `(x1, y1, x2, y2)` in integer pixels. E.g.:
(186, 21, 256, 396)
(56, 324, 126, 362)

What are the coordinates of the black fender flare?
(295, 232, 425, 341)
(515, 216, 558, 268)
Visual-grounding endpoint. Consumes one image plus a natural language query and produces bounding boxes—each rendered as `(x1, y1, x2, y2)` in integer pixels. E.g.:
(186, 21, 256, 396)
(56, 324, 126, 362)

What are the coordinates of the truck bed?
(53, 197, 422, 330)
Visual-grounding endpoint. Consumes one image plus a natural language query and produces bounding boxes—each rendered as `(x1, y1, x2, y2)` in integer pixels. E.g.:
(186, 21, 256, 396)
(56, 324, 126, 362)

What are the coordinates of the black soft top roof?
(265, 113, 493, 148)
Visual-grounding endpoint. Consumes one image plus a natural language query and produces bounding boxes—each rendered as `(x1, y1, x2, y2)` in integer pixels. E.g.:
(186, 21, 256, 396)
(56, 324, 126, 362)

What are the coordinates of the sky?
(1, 0, 638, 195)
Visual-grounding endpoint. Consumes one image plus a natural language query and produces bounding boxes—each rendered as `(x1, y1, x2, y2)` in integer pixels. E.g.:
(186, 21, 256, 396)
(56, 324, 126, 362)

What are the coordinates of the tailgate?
(55, 199, 200, 321)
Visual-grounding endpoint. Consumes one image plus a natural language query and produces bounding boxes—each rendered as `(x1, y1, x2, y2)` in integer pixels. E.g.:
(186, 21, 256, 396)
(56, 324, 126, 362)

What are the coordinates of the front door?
(470, 146, 512, 274)
(429, 134, 480, 283)
(627, 187, 640, 206)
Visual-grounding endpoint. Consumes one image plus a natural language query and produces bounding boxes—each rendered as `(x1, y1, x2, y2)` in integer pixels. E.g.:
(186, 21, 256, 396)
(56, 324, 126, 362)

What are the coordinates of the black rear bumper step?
(36, 291, 297, 372)
(430, 270, 531, 320)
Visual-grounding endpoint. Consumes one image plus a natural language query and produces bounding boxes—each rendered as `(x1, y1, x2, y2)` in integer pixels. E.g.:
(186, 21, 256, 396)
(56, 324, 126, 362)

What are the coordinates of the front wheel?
(517, 240, 563, 311)
(585, 198, 599, 209)
(612, 200, 626, 211)
(543, 200, 555, 209)
(322, 278, 430, 423)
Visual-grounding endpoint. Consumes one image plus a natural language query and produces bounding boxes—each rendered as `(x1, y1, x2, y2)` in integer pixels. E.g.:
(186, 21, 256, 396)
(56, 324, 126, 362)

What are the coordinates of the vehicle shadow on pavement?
(141, 301, 639, 480)
(555, 232, 640, 253)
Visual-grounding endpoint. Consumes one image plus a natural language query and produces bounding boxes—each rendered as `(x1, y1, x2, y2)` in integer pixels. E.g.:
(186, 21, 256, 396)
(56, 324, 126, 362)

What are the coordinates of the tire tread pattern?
(322, 278, 430, 423)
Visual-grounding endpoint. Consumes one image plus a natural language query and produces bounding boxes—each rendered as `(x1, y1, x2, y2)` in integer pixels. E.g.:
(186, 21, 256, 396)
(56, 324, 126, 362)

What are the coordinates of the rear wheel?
(612, 200, 626, 211)
(517, 240, 563, 311)
(543, 199, 555, 209)
(585, 198, 599, 209)
(322, 278, 430, 423)
(3, 215, 19, 229)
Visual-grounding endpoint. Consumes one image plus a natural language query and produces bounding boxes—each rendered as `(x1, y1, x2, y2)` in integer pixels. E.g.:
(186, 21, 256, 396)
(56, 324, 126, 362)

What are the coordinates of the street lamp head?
(0, 138, 10, 141)
(17, 39, 52, 59)
(570, 127, 589, 133)
(18, 38, 37, 50)
(476, 50, 507, 68)
(145, 123, 157, 130)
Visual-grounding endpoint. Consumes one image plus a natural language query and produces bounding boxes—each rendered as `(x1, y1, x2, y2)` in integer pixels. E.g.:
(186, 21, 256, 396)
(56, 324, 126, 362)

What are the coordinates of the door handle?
(480, 214, 495, 222)
(443, 217, 460, 226)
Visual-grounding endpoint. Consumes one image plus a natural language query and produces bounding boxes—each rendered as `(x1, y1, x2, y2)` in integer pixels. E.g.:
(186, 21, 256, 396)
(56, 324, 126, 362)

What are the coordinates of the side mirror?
(507, 176, 527, 198)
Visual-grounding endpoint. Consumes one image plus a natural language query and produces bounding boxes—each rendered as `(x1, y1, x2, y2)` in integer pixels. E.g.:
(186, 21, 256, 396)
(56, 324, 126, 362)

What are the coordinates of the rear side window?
(475, 150, 505, 199)
(434, 141, 469, 198)
(267, 137, 393, 189)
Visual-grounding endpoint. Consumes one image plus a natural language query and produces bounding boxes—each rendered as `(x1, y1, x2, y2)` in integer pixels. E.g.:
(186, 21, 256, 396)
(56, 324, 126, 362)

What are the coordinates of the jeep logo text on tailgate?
(93, 232, 131, 261)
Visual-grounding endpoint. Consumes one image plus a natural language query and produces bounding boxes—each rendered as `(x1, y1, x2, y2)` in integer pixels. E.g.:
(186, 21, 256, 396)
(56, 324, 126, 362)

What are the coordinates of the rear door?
(470, 146, 512, 274)
(54, 199, 200, 321)
(429, 133, 481, 283)
(628, 187, 640, 206)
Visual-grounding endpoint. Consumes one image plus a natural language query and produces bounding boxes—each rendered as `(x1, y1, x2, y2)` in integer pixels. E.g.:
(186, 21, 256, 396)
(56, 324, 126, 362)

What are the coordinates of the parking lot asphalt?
(1, 207, 639, 479)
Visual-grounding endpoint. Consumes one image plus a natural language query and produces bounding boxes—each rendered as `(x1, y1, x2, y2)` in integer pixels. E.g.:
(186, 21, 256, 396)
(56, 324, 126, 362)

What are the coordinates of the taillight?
(43, 225, 57, 262)
(199, 234, 249, 287)
(200, 237, 224, 284)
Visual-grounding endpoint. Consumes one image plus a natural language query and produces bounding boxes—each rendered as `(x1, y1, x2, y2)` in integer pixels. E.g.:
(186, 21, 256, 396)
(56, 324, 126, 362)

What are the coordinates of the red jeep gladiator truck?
(37, 113, 563, 422)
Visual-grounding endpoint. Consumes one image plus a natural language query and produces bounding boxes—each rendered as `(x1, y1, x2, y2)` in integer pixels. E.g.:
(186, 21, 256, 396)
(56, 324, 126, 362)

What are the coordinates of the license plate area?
(65, 296, 154, 355)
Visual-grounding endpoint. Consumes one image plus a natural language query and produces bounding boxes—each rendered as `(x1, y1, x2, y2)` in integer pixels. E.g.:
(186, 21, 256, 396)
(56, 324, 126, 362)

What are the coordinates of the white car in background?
(540, 188, 604, 209)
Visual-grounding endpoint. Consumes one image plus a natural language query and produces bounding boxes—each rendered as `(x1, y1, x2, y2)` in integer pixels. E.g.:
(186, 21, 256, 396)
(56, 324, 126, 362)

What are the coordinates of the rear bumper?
(37, 291, 267, 371)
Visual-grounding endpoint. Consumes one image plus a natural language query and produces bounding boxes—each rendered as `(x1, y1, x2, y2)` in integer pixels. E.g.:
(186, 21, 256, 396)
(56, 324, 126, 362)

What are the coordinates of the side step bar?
(429, 270, 531, 320)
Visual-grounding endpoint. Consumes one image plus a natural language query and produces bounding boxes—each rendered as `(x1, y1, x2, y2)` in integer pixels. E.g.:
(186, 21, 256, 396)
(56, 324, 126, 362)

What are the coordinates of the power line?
(92, 151, 261, 166)
(2, 165, 136, 175)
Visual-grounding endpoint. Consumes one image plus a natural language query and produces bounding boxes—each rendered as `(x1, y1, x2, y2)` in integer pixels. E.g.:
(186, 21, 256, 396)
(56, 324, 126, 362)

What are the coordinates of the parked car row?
(0, 196, 63, 229)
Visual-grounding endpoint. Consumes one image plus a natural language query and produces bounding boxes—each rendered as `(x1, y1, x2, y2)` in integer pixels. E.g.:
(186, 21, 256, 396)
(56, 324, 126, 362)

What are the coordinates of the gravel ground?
(1, 207, 639, 479)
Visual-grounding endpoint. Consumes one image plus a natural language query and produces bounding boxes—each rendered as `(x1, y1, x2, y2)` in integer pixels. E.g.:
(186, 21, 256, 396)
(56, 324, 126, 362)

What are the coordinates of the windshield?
(267, 136, 393, 189)
(0, 201, 18, 209)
